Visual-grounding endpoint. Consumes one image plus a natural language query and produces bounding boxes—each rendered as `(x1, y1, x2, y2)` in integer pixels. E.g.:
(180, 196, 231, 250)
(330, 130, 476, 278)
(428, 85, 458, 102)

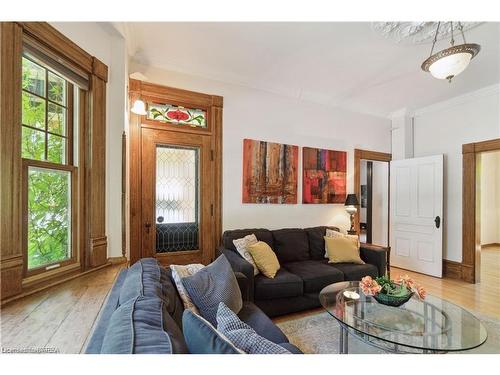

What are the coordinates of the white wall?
(371, 161, 389, 247)
(130, 62, 391, 234)
(50, 23, 128, 258)
(480, 151, 500, 245)
(413, 85, 500, 262)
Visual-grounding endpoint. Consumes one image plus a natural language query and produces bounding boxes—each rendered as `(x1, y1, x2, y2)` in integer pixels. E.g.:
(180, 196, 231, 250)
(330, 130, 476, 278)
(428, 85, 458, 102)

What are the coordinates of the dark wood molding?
(443, 259, 463, 280)
(0, 23, 23, 299)
(17, 22, 93, 74)
(461, 137, 500, 284)
(0, 22, 109, 301)
(129, 79, 223, 265)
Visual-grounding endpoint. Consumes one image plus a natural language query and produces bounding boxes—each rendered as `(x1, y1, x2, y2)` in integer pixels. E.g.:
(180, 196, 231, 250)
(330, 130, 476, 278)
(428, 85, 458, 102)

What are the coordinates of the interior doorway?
(462, 138, 500, 283)
(477, 150, 500, 284)
(354, 149, 391, 248)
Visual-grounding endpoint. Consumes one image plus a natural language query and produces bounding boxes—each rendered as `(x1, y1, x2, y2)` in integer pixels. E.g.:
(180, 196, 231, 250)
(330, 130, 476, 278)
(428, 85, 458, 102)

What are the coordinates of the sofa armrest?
(235, 272, 249, 301)
(359, 243, 388, 277)
(219, 246, 255, 301)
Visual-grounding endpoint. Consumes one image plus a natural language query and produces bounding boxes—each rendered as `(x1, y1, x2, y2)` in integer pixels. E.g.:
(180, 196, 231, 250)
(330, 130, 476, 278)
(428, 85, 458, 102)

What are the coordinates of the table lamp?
(344, 194, 359, 235)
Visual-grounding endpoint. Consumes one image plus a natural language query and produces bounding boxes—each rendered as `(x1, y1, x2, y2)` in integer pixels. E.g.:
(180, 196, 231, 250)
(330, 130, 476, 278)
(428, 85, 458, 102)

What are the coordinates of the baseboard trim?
(443, 259, 474, 283)
(108, 256, 128, 265)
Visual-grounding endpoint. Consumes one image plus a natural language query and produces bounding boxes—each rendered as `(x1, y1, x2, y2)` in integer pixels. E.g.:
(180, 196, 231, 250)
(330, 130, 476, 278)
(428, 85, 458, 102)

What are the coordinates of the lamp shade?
(344, 194, 359, 206)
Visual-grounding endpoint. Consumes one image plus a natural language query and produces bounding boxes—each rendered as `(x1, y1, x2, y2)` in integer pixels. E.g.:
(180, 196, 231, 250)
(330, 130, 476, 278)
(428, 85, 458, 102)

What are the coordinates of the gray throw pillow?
(181, 255, 242, 326)
(216, 303, 291, 354)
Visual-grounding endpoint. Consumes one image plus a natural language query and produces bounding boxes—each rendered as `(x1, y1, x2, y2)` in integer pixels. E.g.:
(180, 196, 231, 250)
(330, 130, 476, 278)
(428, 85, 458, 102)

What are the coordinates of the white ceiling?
(117, 22, 500, 118)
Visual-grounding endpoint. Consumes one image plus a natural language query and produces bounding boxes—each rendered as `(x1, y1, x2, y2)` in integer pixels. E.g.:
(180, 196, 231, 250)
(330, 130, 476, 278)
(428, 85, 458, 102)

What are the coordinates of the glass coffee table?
(319, 281, 487, 354)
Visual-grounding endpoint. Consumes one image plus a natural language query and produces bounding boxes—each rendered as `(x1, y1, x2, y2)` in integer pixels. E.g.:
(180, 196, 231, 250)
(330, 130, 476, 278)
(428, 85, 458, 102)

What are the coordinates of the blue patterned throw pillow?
(216, 303, 291, 354)
(181, 255, 242, 326)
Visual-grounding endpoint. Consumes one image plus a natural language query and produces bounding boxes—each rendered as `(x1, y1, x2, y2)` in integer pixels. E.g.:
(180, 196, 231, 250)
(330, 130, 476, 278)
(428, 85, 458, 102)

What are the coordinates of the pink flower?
(396, 274, 416, 289)
(416, 285, 426, 300)
(360, 276, 381, 296)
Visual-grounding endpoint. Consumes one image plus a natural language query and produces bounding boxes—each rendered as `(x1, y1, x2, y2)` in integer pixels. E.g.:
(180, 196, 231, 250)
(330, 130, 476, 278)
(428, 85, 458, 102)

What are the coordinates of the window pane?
(22, 92, 46, 129)
(22, 126, 45, 161)
(22, 57, 45, 97)
(148, 103, 207, 128)
(27, 167, 71, 269)
(48, 103, 66, 135)
(155, 145, 199, 253)
(48, 71, 66, 105)
(47, 134, 66, 164)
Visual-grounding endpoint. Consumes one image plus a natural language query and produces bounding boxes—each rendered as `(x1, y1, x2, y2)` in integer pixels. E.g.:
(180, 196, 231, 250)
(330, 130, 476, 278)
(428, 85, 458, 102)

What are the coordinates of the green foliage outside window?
(22, 56, 72, 269)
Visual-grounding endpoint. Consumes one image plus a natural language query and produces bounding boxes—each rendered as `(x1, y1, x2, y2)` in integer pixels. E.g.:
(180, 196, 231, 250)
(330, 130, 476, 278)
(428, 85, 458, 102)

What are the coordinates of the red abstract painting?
(302, 147, 347, 204)
(242, 139, 298, 204)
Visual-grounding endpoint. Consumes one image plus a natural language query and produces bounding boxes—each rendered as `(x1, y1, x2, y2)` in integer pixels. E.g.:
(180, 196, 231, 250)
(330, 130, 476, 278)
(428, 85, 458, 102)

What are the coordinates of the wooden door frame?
(461, 138, 500, 283)
(128, 79, 223, 266)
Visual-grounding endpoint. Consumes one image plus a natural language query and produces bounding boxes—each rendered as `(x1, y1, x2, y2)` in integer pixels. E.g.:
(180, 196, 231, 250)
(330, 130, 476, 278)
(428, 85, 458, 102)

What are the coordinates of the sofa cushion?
(182, 309, 242, 354)
(119, 258, 176, 312)
(222, 229, 274, 251)
(271, 228, 310, 263)
(254, 268, 303, 300)
(329, 262, 379, 281)
(181, 255, 242, 326)
(237, 302, 288, 344)
(101, 296, 188, 354)
(283, 260, 344, 293)
(216, 303, 291, 354)
(247, 241, 281, 278)
(304, 226, 340, 260)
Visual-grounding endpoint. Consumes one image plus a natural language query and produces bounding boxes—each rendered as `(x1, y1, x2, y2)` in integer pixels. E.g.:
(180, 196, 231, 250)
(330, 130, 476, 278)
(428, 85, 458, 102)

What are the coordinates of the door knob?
(434, 216, 441, 229)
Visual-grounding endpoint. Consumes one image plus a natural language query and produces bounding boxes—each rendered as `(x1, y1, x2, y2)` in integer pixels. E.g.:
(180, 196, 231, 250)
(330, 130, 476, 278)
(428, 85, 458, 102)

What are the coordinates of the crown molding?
(414, 84, 500, 117)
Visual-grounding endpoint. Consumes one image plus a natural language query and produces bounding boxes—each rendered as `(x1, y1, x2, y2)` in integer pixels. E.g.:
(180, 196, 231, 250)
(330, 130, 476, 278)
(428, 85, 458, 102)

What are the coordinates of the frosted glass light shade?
(131, 99, 147, 115)
(428, 52, 471, 80)
(421, 43, 480, 82)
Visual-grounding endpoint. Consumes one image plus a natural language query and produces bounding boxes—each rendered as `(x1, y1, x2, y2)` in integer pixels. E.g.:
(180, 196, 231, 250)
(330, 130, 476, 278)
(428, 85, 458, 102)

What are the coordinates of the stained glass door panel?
(155, 145, 200, 252)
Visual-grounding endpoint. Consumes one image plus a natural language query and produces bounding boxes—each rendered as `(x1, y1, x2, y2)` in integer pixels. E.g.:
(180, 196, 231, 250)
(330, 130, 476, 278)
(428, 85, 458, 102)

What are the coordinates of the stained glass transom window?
(155, 145, 200, 253)
(147, 102, 207, 128)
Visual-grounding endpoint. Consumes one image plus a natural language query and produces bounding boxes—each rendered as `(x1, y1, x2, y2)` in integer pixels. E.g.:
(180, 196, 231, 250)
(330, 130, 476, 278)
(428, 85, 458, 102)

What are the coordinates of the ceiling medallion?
(372, 22, 481, 44)
(421, 22, 481, 82)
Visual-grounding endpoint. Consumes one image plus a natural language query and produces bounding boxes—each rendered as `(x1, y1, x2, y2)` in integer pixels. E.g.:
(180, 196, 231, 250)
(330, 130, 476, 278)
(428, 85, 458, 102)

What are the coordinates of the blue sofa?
(85, 258, 301, 354)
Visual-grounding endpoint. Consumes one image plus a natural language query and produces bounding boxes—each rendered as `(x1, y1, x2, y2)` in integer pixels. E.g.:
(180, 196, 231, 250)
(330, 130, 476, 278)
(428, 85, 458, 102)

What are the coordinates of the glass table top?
(319, 281, 487, 352)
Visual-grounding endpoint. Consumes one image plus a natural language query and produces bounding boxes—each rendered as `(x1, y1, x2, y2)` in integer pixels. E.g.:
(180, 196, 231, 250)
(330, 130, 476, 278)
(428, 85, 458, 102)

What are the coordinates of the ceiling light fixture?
(421, 22, 480, 82)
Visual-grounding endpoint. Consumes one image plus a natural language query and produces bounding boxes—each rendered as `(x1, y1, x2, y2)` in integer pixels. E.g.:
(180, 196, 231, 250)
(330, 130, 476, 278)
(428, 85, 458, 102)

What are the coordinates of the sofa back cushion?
(119, 258, 178, 313)
(305, 226, 340, 260)
(271, 228, 310, 263)
(101, 296, 188, 354)
(222, 229, 274, 252)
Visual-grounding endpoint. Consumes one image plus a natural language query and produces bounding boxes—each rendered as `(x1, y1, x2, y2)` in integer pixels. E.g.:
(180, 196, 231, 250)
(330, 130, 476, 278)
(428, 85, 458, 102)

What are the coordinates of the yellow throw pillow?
(247, 241, 280, 278)
(324, 236, 365, 264)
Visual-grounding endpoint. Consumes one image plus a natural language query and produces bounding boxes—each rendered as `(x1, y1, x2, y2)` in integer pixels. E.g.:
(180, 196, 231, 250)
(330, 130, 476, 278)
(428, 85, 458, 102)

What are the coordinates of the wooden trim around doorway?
(461, 138, 500, 283)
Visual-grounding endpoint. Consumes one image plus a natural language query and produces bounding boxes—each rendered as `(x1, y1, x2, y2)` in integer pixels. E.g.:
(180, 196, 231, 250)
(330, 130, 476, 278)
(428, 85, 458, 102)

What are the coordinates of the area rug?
(275, 311, 500, 354)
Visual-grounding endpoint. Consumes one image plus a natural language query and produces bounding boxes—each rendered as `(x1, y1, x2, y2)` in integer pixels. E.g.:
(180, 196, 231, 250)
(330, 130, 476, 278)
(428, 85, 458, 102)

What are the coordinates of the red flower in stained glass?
(166, 109, 190, 121)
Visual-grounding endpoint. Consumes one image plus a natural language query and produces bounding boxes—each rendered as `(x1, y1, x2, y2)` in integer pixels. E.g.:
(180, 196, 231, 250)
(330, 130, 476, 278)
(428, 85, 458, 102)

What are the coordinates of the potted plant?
(360, 275, 426, 307)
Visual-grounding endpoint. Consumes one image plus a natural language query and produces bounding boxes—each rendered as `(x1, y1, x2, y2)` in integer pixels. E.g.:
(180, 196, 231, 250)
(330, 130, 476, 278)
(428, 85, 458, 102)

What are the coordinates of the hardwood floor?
(0, 263, 124, 354)
(0, 247, 498, 353)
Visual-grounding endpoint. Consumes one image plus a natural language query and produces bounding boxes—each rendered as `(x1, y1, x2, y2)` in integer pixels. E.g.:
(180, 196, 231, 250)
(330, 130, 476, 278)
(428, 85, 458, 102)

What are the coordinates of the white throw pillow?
(233, 234, 260, 275)
(324, 228, 360, 258)
(170, 263, 205, 313)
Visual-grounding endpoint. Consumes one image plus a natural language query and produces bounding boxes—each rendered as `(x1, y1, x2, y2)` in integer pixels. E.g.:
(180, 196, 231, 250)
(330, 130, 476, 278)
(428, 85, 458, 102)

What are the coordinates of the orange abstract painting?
(242, 139, 298, 204)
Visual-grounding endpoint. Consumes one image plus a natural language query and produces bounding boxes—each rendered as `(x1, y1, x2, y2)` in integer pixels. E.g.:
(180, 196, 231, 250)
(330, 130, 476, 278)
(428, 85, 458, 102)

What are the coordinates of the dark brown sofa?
(218, 226, 388, 317)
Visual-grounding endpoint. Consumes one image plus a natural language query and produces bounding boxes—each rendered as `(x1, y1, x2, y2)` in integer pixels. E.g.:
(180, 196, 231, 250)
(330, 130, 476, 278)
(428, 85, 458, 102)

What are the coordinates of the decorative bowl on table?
(360, 275, 426, 307)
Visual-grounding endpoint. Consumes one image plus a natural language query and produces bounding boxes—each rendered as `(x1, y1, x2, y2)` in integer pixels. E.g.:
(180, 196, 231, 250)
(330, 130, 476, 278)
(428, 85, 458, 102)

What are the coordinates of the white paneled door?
(390, 155, 444, 277)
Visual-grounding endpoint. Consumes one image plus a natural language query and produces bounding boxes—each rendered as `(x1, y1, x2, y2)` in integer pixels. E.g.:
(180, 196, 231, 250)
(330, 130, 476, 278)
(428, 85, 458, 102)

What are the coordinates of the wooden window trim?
(1, 22, 109, 301)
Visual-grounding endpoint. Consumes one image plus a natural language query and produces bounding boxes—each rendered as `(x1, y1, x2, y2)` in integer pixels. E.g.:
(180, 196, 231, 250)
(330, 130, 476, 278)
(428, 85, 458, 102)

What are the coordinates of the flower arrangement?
(360, 275, 426, 307)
